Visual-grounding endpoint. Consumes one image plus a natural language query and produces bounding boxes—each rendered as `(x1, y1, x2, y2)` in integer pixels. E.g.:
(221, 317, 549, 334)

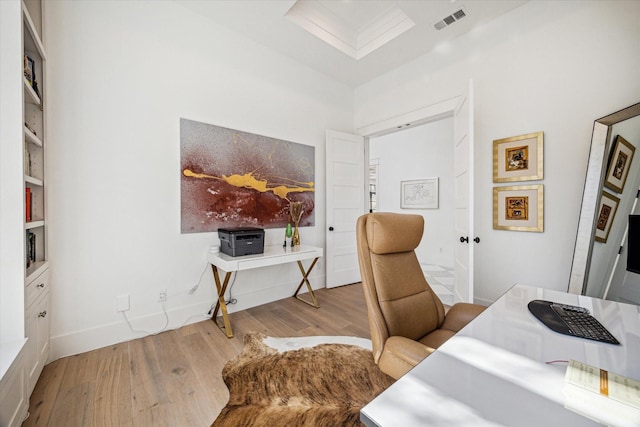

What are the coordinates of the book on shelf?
(26, 231, 36, 268)
(24, 146, 32, 176)
(23, 54, 33, 85)
(23, 52, 41, 98)
(564, 359, 640, 425)
(25, 187, 32, 222)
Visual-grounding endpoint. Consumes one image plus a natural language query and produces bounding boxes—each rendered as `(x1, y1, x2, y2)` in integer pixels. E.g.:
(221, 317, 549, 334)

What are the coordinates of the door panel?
(453, 80, 474, 303)
(326, 130, 365, 287)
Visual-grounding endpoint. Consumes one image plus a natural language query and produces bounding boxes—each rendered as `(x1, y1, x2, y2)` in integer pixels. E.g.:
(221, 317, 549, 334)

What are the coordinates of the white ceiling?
(177, 0, 528, 88)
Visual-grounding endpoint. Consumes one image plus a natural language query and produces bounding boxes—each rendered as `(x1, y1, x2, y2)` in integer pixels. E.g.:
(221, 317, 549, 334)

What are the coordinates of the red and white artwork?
(180, 119, 315, 233)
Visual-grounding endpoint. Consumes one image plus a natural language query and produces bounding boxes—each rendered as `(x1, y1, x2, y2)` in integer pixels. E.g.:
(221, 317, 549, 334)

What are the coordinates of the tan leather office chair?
(356, 212, 486, 379)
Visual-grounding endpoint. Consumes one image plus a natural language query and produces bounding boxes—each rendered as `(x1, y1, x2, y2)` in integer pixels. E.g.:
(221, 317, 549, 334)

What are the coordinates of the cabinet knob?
(459, 236, 469, 243)
(474, 237, 480, 243)
(38, 310, 47, 318)
(37, 283, 45, 288)
(329, 227, 334, 231)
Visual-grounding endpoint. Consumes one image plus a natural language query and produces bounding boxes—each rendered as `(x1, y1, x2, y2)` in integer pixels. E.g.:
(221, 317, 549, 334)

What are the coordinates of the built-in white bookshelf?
(22, 0, 50, 400)
(0, 1, 50, 425)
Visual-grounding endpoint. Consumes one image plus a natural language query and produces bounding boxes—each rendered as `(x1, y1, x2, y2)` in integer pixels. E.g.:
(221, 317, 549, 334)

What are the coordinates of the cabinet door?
(0, 351, 28, 427)
(25, 305, 38, 394)
(36, 293, 50, 366)
(26, 290, 49, 395)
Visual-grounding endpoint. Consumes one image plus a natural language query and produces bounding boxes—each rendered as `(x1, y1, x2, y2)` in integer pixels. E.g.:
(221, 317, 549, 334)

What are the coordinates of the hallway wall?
(369, 117, 454, 267)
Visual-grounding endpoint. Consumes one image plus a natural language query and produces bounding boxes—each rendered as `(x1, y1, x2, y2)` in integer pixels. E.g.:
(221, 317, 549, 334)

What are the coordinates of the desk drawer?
(26, 269, 49, 309)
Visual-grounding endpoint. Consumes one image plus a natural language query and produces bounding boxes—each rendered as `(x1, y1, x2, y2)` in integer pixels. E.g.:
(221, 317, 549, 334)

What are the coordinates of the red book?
(25, 187, 31, 222)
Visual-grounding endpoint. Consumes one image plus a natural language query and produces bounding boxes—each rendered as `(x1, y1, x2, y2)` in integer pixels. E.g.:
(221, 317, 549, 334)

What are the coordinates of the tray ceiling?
(177, 0, 528, 87)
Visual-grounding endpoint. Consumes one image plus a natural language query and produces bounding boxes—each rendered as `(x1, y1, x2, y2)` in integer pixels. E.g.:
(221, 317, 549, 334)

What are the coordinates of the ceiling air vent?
(434, 8, 467, 31)
(452, 9, 467, 21)
(443, 15, 456, 26)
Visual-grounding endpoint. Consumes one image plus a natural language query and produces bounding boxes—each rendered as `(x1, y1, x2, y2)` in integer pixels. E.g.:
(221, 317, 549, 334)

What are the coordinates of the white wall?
(369, 118, 455, 267)
(355, 1, 640, 304)
(45, 1, 353, 358)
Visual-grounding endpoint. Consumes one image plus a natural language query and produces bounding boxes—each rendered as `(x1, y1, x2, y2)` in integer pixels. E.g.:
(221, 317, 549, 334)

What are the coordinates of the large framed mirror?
(569, 102, 640, 303)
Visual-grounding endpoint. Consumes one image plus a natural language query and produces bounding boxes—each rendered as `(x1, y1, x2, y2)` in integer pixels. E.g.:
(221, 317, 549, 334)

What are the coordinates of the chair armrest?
(378, 336, 435, 380)
(441, 303, 486, 332)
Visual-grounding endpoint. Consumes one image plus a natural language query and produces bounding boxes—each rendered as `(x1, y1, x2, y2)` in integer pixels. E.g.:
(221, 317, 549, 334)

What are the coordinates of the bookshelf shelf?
(25, 221, 45, 230)
(24, 125, 42, 147)
(23, 77, 41, 106)
(25, 175, 43, 186)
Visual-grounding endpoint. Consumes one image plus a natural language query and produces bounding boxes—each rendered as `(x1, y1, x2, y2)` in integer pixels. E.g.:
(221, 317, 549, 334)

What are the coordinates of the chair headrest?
(365, 213, 424, 254)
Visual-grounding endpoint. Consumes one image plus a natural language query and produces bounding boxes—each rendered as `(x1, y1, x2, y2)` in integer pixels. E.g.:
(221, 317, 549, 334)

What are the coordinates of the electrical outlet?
(158, 289, 167, 303)
(116, 294, 130, 312)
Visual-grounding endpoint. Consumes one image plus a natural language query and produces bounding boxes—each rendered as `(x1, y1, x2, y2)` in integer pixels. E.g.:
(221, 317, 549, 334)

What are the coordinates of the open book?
(564, 360, 640, 426)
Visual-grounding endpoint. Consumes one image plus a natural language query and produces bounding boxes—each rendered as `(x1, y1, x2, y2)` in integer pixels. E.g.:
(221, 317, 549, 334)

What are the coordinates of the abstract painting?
(180, 119, 315, 233)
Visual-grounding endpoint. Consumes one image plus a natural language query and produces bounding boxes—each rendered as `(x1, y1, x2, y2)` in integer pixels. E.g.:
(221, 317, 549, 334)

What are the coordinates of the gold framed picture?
(604, 135, 635, 194)
(493, 185, 544, 232)
(493, 132, 544, 182)
(594, 191, 620, 243)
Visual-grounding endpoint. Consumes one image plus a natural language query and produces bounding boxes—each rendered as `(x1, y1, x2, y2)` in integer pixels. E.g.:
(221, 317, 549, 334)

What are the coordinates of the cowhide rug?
(211, 332, 394, 427)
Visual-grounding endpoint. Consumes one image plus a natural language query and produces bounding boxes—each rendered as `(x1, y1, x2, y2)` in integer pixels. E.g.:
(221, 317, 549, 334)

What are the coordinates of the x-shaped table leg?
(293, 257, 320, 308)
(211, 265, 234, 338)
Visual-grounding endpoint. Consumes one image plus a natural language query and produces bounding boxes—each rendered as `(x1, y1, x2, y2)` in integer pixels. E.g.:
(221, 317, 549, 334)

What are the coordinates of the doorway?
(326, 84, 474, 302)
(368, 117, 455, 303)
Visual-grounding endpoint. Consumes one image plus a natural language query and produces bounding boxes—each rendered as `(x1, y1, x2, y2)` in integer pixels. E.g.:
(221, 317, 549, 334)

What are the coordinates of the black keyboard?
(528, 299, 620, 345)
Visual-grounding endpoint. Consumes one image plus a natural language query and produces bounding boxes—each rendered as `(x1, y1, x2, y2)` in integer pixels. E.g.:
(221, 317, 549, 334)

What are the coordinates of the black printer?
(218, 227, 265, 257)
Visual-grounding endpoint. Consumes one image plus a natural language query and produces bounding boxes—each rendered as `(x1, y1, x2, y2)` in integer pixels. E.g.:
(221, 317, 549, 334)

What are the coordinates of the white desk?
(361, 284, 640, 427)
(207, 244, 323, 338)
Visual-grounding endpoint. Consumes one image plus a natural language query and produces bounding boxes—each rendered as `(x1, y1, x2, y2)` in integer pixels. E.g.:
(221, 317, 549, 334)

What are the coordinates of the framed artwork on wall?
(493, 185, 544, 232)
(594, 191, 620, 243)
(493, 132, 544, 182)
(401, 178, 439, 209)
(604, 135, 635, 194)
(180, 118, 315, 233)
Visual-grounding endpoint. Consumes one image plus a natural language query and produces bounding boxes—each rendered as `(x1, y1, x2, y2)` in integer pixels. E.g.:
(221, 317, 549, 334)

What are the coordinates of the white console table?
(207, 244, 323, 338)
(361, 284, 640, 426)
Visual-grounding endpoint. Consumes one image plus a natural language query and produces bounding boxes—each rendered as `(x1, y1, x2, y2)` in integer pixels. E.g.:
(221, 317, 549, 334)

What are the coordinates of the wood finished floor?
(23, 283, 370, 427)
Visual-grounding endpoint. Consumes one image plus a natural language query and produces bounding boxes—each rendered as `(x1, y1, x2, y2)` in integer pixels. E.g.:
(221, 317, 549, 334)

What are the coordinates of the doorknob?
(474, 237, 480, 243)
(459, 236, 469, 243)
(329, 227, 334, 231)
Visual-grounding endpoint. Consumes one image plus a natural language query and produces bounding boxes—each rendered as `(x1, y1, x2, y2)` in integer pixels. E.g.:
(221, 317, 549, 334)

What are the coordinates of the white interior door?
(453, 80, 475, 303)
(325, 130, 365, 288)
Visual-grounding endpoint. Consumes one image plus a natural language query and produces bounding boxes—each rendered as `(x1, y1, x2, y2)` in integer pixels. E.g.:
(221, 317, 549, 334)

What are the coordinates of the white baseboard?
(50, 275, 326, 360)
